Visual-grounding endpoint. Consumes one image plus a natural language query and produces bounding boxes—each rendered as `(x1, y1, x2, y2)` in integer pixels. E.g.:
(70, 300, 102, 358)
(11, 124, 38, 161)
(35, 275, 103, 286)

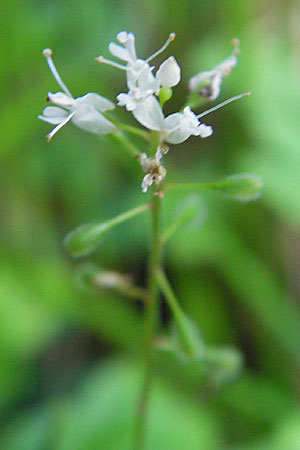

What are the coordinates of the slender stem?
(155, 270, 185, 327)
(156, 270, 199, 359)
(107, 118, 151, 140)
(133, 194, 162, 450)
(106, 131, 141, 157)
(163, 181, 210, 191)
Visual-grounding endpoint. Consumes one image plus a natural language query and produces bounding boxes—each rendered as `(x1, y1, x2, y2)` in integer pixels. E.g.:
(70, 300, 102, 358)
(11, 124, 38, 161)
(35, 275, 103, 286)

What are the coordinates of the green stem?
(156, 270, 200, 359)
(113, 121, 151, 140)
(102, 113, 151, 140)
(106, 131, 141, 157)
(133, 194, 162, 450)
(155, 270, 186, 331)
(163, 181, 211, 191)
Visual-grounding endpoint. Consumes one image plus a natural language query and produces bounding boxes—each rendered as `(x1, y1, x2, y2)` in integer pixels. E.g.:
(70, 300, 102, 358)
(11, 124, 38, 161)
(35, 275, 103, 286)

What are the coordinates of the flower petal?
(108, 42, 130, 61)
(116, 92, 137, 111)
(47, 91, 74, 107)
(72, 104, 117, 135)
(132, 96, 165, 131)
(164, 112, 191, 144)
(38, 106, 69, 124)
(198, 123, 213, 138)
(75, 93, 115, 111)
(156, 56, 181, 88)
(188, 70, 215, 92)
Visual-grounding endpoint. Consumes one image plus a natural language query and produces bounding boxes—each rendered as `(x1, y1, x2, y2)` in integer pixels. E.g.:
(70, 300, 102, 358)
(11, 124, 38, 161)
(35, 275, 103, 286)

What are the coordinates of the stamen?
(146, 32, 176, 63)
(197, 92, 251, 119)
(231, 38, 240, 55)
(95, 56, 127, 70)
(45, 111, 75, 141)
(42, 48, 73, 98)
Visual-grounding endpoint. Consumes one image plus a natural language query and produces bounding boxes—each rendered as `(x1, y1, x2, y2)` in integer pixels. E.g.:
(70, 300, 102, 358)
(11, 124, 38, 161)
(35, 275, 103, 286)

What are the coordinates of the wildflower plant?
(39, 30, 263, 449)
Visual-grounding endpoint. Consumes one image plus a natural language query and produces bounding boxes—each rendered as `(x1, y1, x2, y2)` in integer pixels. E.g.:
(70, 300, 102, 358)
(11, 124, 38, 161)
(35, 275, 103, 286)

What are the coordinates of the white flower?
(164, 106, 213, 144)
(96, 32, 213, 146)
(125, 95, 212, 144)
(188, 39, 239, 100)
(39, 49, 117, 140)
(96, 31, 179, 106)
(116, 65, 160, 111)
(156, 56, 181, 88)
(139, 145, 168, 193)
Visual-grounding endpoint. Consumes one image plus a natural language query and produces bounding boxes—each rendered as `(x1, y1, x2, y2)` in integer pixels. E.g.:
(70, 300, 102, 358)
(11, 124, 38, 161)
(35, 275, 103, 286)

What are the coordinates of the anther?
(231, 38, 240, 55)
(42, 48, 52, 58)
(146, 32, 176, 63)
(95, 56, 127, 70)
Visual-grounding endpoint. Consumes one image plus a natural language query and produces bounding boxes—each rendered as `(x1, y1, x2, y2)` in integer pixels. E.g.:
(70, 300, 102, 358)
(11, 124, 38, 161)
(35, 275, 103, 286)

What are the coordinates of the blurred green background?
(1, 0, 300, 448)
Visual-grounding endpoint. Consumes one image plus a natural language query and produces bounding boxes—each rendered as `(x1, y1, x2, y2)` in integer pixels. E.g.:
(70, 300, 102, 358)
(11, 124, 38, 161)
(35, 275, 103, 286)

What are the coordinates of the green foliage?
(64, 203, 149, 257)
(207, 173, 263, 201)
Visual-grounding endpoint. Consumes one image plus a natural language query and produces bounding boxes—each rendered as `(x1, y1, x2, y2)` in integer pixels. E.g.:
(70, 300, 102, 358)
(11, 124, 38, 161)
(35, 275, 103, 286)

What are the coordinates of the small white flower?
(125, 93, 212, 144)
(96, 31, 178, 103)
(39, 49, 117, 140)
(139, 145, 168, 193)
(156, 56, 181, 88)
(188, 39, 239, 100)
(96, 32, 213, 146)
(164, 106, 213, 144)
(116, 65, 160, 111)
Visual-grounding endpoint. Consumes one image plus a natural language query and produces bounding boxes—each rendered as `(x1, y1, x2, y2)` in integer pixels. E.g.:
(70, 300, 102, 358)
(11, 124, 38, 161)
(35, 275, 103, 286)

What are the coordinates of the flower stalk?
(133, 193, 162, 450)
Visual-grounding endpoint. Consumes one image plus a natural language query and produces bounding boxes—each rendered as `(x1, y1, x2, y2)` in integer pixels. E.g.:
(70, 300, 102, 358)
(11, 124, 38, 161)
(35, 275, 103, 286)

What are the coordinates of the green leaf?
(165, 173, 263, 202)
(203, 346, 243, 383)
(64, 203, 150, 257)
(208, 173, 263, 201)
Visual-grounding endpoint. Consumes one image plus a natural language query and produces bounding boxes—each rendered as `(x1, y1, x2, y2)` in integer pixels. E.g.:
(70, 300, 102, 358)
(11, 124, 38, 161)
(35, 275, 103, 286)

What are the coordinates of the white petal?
(141, 173, 153, 193)
(109, 42, 130, 61)
(117, 31, 137, 61)
(164, 112, 191, 144)
(209, 74, 222, 100)
(116, 92, 137, 111)
(132, 95, 165, 131)
(138, 65, 160, 94)
(188, 70, 215, 92)
(71, 104, 117, 135)
(156, 56, 181, 88)
(117, 31, 129, 43)
(38, 106, 68, 124)
(139, 153, 151, 172)
(75, 93, 115, 111)
(47, 91, 74, 107)
(215, 53, 238, 75)
(198, 123, 213, 138)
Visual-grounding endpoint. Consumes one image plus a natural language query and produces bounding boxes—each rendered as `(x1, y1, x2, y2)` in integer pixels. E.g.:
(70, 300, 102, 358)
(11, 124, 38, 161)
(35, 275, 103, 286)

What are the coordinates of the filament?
(197, 91, 251, 119)
(146, 32, 176, 63)
(42, 48, 73, 98)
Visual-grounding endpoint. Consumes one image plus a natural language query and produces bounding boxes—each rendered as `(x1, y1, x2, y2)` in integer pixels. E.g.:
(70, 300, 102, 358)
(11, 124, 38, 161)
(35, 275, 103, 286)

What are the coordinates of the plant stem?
(156, 270, 200, 360)
(107, 131, 141, 157)
(133, 194, 162, 450)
